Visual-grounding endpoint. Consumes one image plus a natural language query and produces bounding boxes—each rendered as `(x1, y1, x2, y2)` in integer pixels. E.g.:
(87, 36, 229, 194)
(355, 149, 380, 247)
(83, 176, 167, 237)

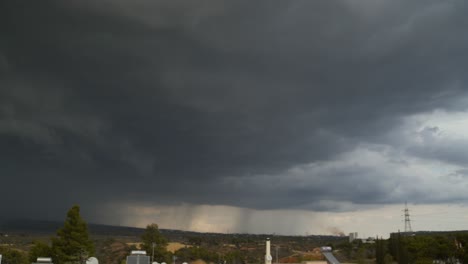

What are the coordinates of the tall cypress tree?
(376, 237, 384, 264)
(52, 205, 95, 264)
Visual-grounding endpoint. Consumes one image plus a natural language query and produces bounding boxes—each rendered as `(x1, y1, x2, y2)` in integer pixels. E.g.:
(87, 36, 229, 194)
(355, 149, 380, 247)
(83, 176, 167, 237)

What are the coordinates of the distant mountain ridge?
(4, 219, 468, 239)
(0, 219, 210, 239)
(0, 219, 145, 236)
(0, 219, 347, 240)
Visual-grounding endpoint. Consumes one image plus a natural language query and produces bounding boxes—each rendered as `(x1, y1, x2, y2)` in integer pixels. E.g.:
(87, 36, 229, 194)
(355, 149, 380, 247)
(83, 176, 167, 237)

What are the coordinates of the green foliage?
(223, 250, 244, 264)
(334, 241, 352, 259)
(388, 232, 409, 264)
(388, 232, 462, 263)
(29, 241, 53, 263)
(140, 224, 171, 263)
(174, 247, 218, 263)
(230, 237, 247, 250)
(94, 238, 131, 264)
(375, 238, 387, 264)
(454, 233, 468, 262)
(187, 237, 202, 246)
(355, 247, 367, 264)
(383, 253, 393, 264)
(52, 205, 95, 264)
(0, 247, 29, 264)
(414, 258, 433, 264)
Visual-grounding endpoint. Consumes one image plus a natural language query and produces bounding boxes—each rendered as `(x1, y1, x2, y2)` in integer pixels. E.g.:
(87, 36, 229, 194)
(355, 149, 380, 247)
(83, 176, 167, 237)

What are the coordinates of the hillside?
(0, 219, 350, 264)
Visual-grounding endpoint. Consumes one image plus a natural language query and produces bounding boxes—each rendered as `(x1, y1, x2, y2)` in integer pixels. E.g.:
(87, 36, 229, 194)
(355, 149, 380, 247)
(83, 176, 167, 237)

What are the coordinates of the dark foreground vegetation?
(2, 206, 468, 264)
(375, 231, 468, 264)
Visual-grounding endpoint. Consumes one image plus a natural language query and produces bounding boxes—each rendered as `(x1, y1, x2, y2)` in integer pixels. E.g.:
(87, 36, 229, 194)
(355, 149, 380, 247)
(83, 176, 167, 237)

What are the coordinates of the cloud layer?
(2, 0, 468, 233)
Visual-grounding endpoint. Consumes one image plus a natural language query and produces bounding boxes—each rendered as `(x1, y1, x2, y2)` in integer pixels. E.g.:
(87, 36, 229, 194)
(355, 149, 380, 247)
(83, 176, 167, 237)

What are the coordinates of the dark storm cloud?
(1, 0, 468, 221)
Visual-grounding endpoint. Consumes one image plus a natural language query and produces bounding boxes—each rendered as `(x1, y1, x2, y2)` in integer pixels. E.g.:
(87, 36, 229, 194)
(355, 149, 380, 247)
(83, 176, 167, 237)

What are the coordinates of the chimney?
(265, 238, 272, 264)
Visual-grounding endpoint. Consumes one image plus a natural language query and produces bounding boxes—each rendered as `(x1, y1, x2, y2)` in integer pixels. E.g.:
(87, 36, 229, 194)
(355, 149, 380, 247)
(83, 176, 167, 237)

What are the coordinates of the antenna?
(403, 202, 413, 233)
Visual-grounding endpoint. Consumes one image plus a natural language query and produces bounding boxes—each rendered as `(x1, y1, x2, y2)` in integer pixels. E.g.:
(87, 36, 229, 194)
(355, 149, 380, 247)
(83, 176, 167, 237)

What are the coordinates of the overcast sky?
(2, 0, 468, 237)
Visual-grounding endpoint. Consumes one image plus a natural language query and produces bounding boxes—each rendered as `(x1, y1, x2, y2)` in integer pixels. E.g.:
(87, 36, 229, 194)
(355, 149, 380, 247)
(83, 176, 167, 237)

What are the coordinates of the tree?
(388, 232, 409, 264)
(140, 224, 171, 263)
(224, 250, 244, 264)
(187, 237, 202, 247)
(52, 205, 95, 264)
(376, 237, 386, 264)
(0, 247, 28, 264)
(95, 238, 131, 264)
(29, 241, 53, 263)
